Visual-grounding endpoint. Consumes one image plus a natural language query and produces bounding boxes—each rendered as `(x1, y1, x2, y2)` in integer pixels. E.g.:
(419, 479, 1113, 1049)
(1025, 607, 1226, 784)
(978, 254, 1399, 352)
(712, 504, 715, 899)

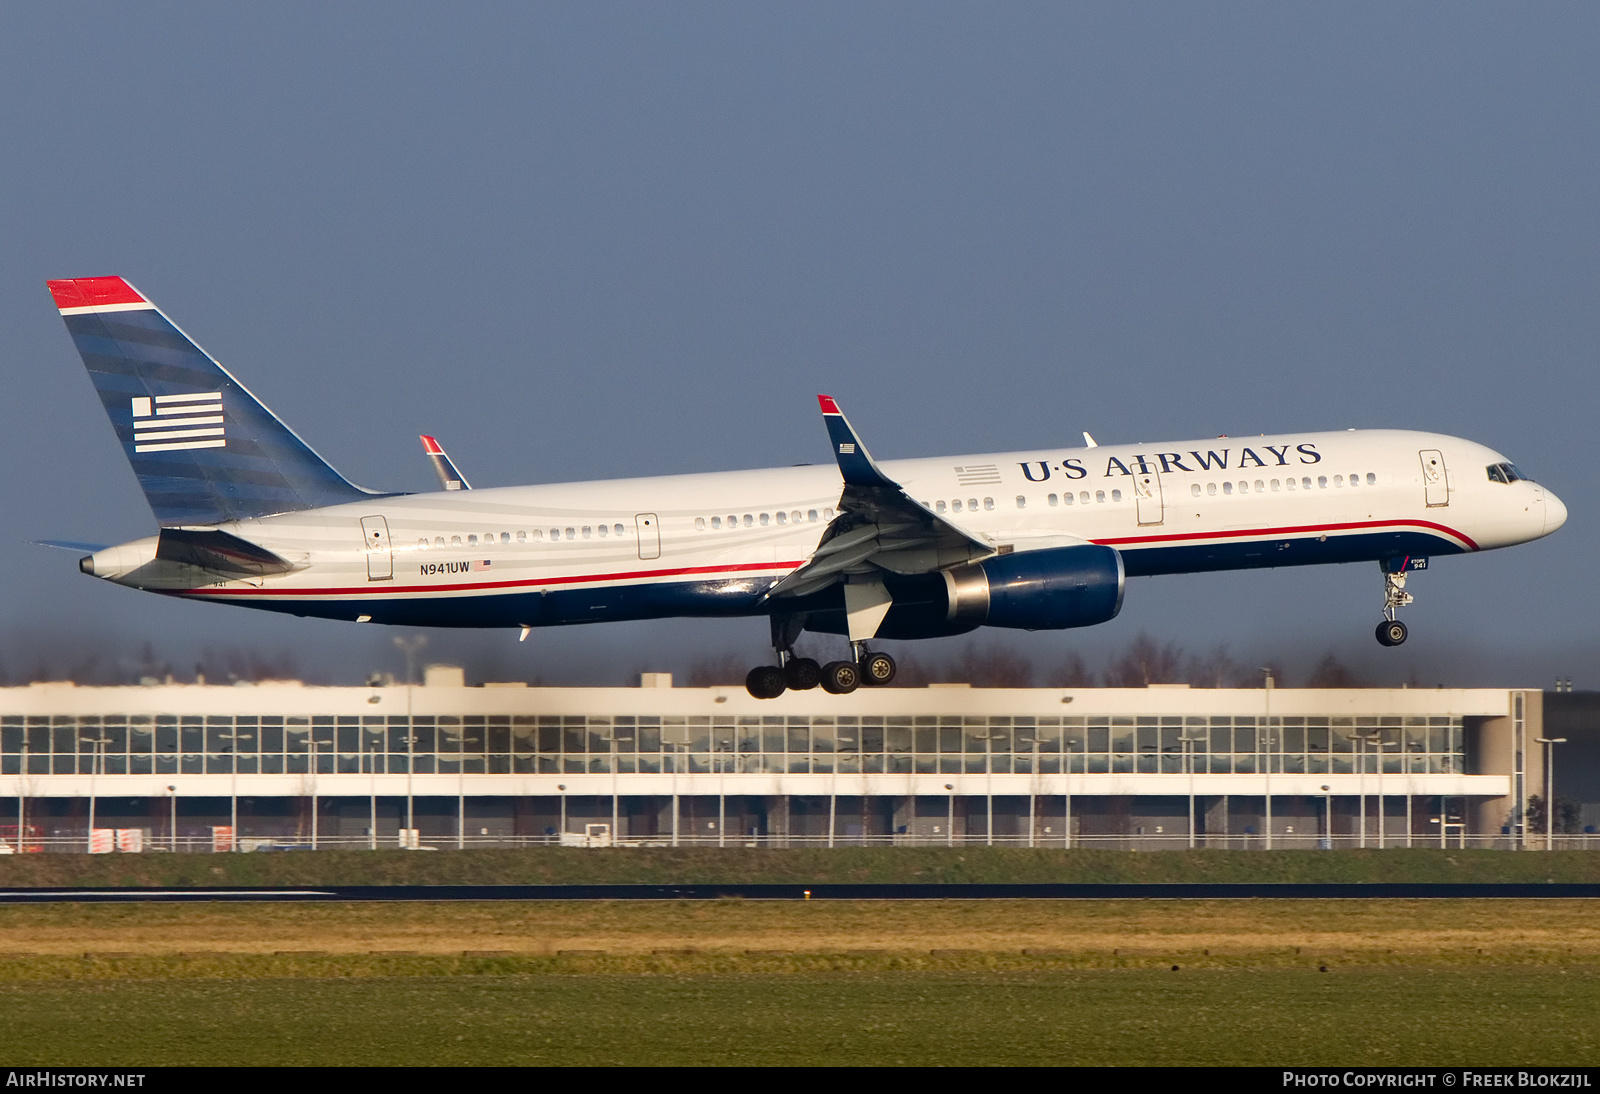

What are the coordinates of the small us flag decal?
(132, 392, 226, 453)
(471, 559, 492, 571)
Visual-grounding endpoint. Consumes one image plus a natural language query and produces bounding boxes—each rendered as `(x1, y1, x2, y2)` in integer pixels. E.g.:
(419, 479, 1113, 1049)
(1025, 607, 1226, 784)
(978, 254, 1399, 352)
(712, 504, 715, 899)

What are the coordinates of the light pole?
(220, 729, 253, 851)
(394, 634, 427, 848)
(1353, 730, 1379, 850)
(1017, 736, 1038, 848)
(944, 783, 954, 847)
(1180, 731, 1205, 849)
(974, 733, 1000, 846)
(665, 742, 684, 847)
(1535, 737, 1567, 851)
(1065, 737, 1080, 849)
(167, 784, 177, 852)
(599, 734, 633, 845)
(557, 783, 567, 843)
(1320, 784, 1332, 849)
(829, 734, 856, 848)
(81, 735, 110, 853)
(1261, 669, 1274, 850)
(716, 737, 730, 848)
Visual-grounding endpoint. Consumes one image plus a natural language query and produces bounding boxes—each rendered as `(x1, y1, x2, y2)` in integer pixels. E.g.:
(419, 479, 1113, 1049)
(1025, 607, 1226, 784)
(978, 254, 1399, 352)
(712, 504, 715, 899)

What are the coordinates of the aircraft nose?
(1543, 488, 1568, 535)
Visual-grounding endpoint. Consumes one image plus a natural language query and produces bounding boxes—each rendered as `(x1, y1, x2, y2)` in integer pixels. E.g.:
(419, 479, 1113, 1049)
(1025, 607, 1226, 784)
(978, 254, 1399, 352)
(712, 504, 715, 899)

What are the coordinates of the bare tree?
(1043, 651, 1096, 687)
(1103, 632, 1185, 687)
(1306, 652, 1364, 688)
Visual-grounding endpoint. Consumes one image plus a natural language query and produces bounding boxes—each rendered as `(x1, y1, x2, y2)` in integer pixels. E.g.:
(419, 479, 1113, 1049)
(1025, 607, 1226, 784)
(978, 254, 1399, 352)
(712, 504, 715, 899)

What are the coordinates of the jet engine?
(941, 543, 1124, 630)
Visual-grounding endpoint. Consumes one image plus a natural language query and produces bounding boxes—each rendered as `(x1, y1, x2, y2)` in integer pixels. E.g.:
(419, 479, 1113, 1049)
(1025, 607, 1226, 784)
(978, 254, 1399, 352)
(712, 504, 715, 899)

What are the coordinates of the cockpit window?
(1486, 462, 1529, 484)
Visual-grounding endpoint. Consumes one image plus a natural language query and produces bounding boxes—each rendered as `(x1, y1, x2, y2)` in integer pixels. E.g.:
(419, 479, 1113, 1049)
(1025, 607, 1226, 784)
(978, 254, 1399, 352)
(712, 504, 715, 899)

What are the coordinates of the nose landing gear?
(1376, 564, 1415, 647)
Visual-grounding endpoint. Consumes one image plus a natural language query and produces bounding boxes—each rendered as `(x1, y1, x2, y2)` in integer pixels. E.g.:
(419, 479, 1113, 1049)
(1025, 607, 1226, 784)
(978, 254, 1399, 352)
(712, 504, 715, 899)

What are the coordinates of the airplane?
(46, 276, 1567, 699)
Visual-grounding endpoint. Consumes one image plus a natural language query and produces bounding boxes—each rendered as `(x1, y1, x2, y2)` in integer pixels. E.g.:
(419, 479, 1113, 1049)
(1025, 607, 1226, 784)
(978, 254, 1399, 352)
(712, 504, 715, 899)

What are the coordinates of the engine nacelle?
(942, 544, 1124, 630)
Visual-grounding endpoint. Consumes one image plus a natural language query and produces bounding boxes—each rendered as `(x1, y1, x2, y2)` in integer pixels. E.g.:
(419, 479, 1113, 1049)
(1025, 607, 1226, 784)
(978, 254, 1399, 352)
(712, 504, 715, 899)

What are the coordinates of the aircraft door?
(635, 513, 660, 560)
(1133, 468, 1164, 526)
(360, 516, 393, 580)
(1419, 450, 1448, 508)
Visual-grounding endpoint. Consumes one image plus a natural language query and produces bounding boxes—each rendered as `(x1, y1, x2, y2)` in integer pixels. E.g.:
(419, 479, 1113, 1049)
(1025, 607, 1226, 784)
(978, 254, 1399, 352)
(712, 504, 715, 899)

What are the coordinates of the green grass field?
(4, 968, 1597, 1066)
(3, 846, 1599, 888)
(1, 898, 1597, 1065)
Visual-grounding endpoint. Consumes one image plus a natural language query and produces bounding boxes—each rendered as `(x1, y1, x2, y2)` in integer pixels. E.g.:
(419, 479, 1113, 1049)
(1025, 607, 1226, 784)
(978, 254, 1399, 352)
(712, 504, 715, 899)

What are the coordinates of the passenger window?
(468, 534, 478, 546)
(583, 527, 592, 538)
(728, 516, 737, 529)
(984, 497, 994, 511)
(1016, 495, 1027, 509)
(435, 536, 446, 547)
(1301, 478, 1312, 490)
(1190, 484, 1201, 497)
(1271, 480, 1280, 491)
(1366, 473, 1376, 485)
(1095, 490, 1106, 503)
(1255, 480, 1264, 492)
(936, 500, 947, 514)
(1223, 483, 1233, 496)
(531, 530, 543, 541)
(1047, 493, 1058, 506)
(808, 510, 819, 522)
(1347, 473, 1357, 486)
(417, 538, 429, 550)
(614, 524, 624, 536)
(516, 530, 527, 542)
(451, 535, 462, 547)
(968, 498, 979, 511)
(549, 529, 559, 541)
(711, 516, 721, 530)
(823, 508, 834, 520)
(777, 512, 787, 525)
(1236, 482, 1247, 494)
(1110, 489, 1122, 502)
(1207, 483, 1217, 496)
(1316, 477, 1326, 489)
(598, 524, 609, 537)
(1063, 492, 1074, 505)
(952, 500, 962, 512)
(1333, 475, 1343, 487)
(1078, 492, 1089, 504)
(565, 527, 576, 539)
(758, 513, 768, 526)
(738, 514, 749, 527)
(501, 532, 511, 543)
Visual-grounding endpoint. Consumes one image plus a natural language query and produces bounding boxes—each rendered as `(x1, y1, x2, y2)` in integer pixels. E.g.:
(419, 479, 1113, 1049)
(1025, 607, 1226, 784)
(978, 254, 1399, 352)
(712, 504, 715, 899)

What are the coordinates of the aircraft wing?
(763, 396, 997, 600)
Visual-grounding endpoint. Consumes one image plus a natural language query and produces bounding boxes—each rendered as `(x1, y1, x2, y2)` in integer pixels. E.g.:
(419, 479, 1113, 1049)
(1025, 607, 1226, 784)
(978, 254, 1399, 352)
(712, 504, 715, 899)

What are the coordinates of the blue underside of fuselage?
(178, 530, 1465, 632)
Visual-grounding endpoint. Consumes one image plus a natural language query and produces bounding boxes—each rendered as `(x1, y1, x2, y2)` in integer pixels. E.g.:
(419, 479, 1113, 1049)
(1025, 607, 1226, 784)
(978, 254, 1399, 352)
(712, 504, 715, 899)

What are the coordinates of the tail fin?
(419, 435, 472, 490)
(48, 277, 376, 526)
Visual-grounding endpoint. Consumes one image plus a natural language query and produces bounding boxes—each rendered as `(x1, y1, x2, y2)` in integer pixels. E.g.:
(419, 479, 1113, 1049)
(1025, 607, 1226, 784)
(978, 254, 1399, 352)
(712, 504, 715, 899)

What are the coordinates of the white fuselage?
(84, 427, 1563, 632)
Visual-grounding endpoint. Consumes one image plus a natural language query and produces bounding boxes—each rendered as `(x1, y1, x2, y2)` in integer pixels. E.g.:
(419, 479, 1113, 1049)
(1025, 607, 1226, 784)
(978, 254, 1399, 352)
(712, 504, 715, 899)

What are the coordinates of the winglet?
(419, 434, 471, 490)
(817, 395, 896, 488)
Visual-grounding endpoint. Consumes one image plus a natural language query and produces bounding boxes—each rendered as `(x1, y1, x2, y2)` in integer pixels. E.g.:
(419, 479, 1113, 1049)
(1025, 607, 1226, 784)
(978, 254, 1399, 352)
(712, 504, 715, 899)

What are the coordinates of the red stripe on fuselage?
(181, 558, 809, 599)
(1092, 517, 1478, 552)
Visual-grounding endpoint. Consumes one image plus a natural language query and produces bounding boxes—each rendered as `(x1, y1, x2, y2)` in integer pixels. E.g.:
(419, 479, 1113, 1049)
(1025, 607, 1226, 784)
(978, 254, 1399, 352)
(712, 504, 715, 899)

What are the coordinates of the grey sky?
(2, 4, 1596, 686)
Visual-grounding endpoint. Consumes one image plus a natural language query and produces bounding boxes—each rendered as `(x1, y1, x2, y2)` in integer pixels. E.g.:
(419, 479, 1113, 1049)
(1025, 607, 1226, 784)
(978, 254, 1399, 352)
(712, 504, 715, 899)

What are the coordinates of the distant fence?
(1, 831, 1596, 853)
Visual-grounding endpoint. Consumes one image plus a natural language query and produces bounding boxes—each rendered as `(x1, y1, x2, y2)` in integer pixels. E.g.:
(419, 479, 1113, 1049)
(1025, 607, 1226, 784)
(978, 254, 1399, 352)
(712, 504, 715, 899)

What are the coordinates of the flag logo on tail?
(132, 392, 226, 452)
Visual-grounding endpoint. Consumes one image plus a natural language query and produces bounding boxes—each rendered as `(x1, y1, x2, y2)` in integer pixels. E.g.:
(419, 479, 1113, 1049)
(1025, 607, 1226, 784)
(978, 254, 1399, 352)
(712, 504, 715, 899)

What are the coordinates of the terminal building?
(0, 669, 1593, 851)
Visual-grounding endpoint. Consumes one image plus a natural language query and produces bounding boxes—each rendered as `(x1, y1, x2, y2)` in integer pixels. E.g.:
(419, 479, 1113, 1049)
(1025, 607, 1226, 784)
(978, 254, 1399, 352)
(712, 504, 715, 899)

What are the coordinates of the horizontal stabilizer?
(33, 539, 111, 553)
(155, 527, 295, 576)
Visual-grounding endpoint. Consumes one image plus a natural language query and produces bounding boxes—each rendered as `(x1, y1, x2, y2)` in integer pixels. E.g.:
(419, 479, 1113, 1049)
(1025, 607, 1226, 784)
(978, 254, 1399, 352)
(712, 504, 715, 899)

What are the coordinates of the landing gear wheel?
(784, 657, 822, 691)
(745, 665, 787, 699)
(1375, 620, 1408, 647)
(821, 660, 861, 695)
(860, 651, 896, 686)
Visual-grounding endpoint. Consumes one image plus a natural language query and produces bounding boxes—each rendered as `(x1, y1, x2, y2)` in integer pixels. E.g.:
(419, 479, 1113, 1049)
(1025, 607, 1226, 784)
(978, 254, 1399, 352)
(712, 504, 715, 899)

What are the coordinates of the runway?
(2, 882, 1599, 902)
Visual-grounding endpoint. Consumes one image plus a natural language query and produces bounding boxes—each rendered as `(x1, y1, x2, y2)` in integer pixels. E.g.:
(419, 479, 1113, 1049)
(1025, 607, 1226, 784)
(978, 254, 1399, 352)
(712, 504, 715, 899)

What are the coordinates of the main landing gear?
(1375, 565, 1413, 647)
(745, 620, 896, 699)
